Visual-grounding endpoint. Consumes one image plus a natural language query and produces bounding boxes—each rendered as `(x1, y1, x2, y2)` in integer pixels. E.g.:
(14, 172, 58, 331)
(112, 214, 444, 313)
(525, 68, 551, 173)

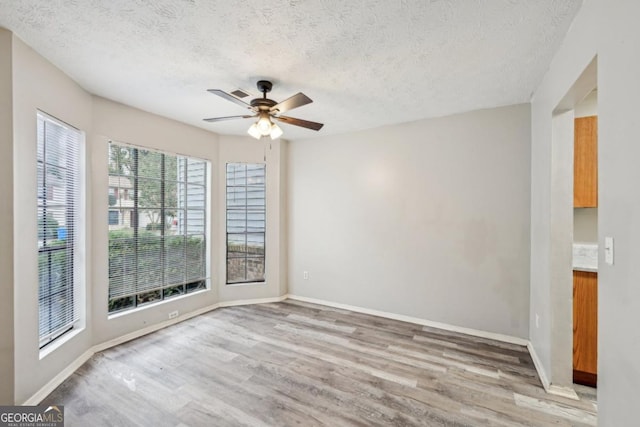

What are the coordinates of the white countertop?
(573, 243, 598, 272)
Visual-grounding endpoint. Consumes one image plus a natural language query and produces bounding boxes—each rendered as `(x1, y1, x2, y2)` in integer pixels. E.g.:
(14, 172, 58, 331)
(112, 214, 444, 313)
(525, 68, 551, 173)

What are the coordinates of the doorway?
(549, 56, 598, 398)
(572, 90, 598, 388)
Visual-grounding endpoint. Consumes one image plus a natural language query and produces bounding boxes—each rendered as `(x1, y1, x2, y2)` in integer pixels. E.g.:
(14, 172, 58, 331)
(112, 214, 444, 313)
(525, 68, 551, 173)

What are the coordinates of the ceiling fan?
(204, 80, 324, 139)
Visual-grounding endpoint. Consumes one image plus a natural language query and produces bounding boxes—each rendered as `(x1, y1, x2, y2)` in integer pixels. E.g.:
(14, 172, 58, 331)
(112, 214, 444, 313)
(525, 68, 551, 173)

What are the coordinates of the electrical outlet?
(303, 271, 309, 280)
(168, 310, 179, 319)
(535, 314, 539, 329)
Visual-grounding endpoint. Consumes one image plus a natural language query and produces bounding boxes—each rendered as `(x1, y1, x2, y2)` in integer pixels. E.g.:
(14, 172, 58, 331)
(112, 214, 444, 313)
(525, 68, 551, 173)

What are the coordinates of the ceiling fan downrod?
(257, 80, 272, 98)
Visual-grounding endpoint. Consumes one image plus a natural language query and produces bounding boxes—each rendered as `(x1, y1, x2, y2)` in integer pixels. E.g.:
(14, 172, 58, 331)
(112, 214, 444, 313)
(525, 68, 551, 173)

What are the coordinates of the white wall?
(531, 0, 640, 422)
(11, 35, 94, 405)
(288, 104, 531, 339)
(0, 28, 15, 405)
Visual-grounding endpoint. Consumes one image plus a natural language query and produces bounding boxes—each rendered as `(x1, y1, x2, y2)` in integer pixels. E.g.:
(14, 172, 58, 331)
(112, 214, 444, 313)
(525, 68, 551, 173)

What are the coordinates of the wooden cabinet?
(573, 270, 598, 387)
(574, 116, 598, 207)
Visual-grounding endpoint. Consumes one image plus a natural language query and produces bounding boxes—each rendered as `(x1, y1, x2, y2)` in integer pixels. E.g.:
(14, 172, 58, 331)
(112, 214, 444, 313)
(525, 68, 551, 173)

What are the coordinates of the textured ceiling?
(0, 0, 582, 140)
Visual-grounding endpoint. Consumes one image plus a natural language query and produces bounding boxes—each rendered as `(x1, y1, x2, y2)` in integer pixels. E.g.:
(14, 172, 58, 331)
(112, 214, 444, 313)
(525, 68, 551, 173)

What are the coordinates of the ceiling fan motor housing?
(251, 98, 277, 110)
(257, 80, 273, 94)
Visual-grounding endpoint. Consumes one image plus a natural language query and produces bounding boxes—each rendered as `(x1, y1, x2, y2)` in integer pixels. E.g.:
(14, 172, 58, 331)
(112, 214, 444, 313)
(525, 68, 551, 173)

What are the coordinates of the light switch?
(605, 237, 614, 265)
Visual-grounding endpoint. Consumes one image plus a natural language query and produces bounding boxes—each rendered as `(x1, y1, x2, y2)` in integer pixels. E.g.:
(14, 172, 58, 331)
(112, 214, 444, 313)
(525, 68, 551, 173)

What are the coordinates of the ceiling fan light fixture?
(256, 113, 272, 136)
(206, 80, 323, 138)
(270, 122, 283, 140)
(247, 123, 262, 139)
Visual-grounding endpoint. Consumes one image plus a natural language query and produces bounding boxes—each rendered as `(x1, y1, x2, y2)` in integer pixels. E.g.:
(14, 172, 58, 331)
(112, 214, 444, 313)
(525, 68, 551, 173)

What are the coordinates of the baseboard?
(548, 384, 580, 400)
(527, 342, 551, 391)
(218, 295, 288, 308)
(285, 294, 529, 346)
(526, 342, 579, 400)
(23, 349, 94, 406)
(93, 302, 222, 354)
(573, 369, 597, 388)
(24, 295, 287, 405)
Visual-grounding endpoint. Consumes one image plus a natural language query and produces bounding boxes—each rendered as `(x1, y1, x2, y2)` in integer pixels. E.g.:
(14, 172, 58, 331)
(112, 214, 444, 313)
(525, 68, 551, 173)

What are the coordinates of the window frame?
(37, 111, 82, 349)
(107, 142, 210, 314)
(225, 162, 266, 285)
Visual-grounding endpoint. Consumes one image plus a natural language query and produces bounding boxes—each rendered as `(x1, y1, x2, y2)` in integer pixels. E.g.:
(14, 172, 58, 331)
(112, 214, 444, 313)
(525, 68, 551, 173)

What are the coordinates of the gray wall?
(530, 0, 640, 422)
(529, 0, 597, 393)
(288, 104, 532, 339)
(0, 28, 15, 405)
(12, 35, 94, 405)
(599, 1, 640, 421)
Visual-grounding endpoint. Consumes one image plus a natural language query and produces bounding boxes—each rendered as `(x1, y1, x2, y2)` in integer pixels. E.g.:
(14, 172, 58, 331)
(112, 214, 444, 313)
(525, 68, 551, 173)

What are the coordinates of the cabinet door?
(574, 116, 598, 207)
(573, 271, 598, 386)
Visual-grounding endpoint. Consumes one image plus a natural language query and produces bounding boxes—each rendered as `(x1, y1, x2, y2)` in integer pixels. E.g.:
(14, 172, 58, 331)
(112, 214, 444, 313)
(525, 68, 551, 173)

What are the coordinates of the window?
(37, 112, 81, 348)
(108, 142, 208, 313)
(226, 163, 266, 284)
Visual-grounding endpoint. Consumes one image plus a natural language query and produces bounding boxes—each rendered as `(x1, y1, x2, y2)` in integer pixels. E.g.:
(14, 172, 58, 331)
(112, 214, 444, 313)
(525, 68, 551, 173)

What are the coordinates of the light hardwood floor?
(43, 300, 597, 426)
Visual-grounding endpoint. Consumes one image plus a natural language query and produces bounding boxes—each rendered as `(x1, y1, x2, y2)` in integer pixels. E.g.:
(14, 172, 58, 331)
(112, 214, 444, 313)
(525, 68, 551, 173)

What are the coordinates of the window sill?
(107, 288, 209, 320)
(39, 326, 85, 361)
(226, 281, 267, 287)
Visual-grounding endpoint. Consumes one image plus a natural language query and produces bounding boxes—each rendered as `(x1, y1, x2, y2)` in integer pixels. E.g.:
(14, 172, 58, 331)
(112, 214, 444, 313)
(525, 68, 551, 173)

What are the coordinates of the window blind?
(108, 143, 208, 313)
(37, 112, 81, 348)
(226, 163, 266, 284)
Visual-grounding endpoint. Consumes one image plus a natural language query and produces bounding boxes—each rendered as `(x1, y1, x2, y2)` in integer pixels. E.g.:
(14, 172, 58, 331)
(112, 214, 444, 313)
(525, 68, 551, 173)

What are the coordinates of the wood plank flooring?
(42, 300, 597, 426)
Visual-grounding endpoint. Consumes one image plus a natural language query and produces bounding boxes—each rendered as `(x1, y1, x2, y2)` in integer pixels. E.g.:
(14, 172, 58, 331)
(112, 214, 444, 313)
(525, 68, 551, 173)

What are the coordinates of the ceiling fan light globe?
(247, 123, 262, 139)
(257, 113, 272, 135)
(270, 123, 283, 139)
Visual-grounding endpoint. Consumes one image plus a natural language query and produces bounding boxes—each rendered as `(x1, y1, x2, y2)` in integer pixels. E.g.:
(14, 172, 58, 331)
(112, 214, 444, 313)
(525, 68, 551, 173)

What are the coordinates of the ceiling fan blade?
(270, 93, 312, 114)
(275, 116, 324, 131)
(207, 89, 254, 110)
(203, 115, 255, 123)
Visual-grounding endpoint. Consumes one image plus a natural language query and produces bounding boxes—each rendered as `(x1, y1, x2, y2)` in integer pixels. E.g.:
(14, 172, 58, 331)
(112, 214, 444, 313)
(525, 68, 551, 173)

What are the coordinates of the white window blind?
(37, 112, 81, 348)
(108, 142, 209, 313)
(226, 163, 266, 284)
